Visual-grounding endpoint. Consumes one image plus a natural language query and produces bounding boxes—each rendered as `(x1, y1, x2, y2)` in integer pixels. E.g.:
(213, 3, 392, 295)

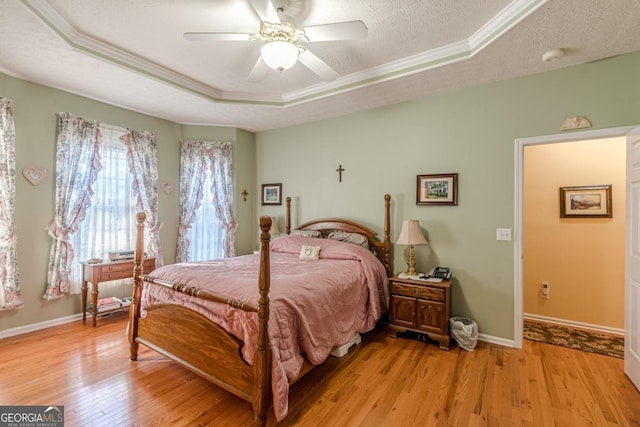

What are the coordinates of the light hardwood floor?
(1, 312, 639, 426)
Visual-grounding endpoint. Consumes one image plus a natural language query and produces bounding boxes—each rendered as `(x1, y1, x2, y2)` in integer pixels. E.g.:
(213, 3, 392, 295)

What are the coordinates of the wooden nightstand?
(388, 275, 452, 350)
(81, 258, 156, 327)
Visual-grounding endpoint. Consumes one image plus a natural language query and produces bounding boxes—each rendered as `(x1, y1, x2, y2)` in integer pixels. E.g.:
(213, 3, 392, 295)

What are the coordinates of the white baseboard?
(0, 313, 83, 339)
(380, 319, 517, 349)
(0, 309, 624, 351)
(523, 313, 624, 337)
(478, 333, 515, 348)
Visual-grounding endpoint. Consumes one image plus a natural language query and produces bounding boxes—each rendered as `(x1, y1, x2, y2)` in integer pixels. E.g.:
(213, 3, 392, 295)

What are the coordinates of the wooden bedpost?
(253, 216, 272, 425)
(384, 194, 391, 276)
(129, 212, 146, 361)
(285, 197, 291, 235)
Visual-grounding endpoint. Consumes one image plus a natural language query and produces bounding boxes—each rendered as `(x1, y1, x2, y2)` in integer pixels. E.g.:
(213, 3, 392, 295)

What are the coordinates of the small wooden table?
(388, 275, 452, 350)
(81, 258, 156, 327)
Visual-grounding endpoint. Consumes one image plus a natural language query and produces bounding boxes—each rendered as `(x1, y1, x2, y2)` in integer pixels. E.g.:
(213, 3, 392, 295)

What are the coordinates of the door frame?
(514, 125, 636, 348)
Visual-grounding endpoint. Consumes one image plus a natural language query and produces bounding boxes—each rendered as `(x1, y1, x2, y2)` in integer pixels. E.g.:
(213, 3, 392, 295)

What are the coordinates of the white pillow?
(299, 245, 321, 260)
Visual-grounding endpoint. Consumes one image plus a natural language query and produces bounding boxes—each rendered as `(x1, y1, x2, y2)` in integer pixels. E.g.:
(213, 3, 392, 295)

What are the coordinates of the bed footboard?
(129, 213, 273, 425)
(136, 303, 256, 400)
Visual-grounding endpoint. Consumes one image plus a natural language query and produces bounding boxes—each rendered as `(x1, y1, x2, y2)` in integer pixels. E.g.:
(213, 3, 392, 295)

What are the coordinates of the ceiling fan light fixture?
(261, 40, 299, 71)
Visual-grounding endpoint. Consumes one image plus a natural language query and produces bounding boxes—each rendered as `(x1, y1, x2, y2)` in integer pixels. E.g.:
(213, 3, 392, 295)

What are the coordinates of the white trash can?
(449, 317, 478, 351)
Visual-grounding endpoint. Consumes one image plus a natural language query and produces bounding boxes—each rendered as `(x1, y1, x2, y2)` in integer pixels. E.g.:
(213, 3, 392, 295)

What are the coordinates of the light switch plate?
(496, 228, 512, 241)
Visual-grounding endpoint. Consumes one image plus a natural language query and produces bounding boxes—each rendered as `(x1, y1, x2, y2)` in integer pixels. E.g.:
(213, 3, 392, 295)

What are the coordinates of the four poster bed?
(128, 194, 392, 424)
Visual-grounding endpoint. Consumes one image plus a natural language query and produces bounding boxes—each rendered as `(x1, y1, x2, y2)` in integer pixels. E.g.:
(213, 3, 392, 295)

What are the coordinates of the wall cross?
(336, 164, 345, 182)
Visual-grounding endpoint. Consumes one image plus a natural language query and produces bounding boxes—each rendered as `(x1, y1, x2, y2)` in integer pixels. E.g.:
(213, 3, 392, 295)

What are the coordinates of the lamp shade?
(269, 216, 280, 236)
(396, 220, 428, 245)
(261, 41, 299, 71)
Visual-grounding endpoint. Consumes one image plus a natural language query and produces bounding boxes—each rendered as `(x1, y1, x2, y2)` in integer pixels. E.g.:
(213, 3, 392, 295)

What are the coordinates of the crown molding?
(284, 0, 548, 104)
(21, 0, 547, 108)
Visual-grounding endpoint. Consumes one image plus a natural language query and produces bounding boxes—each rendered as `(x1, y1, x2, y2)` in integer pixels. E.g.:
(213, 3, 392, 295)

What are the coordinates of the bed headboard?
(284, 194, 392, 276)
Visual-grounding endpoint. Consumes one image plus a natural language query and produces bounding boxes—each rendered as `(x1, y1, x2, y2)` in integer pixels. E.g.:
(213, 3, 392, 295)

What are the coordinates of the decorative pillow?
(291, 229, 321, 238)
(299, 245, 321, 260)
(326, 230, 369, 248)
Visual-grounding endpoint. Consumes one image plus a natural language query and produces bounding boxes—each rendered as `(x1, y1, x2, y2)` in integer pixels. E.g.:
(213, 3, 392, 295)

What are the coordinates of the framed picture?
(261, 183, 282, 206)
(560, 185, 612, 218)
(417, 173, 458, 205)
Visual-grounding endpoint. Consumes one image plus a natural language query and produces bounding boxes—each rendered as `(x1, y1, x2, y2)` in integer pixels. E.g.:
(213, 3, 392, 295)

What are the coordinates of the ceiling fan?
(184, 0, 368, 82)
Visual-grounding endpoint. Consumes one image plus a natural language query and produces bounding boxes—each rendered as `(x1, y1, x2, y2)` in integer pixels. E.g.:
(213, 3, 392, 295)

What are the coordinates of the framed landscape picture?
(417, 173, 458, 205)
(560, 185, 612, 218)
(261, 183, 282, 206)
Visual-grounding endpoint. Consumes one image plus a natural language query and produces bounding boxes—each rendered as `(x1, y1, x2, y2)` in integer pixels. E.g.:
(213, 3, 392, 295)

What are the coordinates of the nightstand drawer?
(99, 259, 155, 281)
(102, 263, 136, 273)
(391, 282, 445, 302)
(102, 270, 131, 281)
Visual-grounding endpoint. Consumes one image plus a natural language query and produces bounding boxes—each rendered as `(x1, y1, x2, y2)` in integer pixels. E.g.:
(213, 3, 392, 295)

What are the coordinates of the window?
(70, 126, 138, 290)
(45, 113, 160, 299)
(176, 140, 236, 262)
(185, 164, 225, 261)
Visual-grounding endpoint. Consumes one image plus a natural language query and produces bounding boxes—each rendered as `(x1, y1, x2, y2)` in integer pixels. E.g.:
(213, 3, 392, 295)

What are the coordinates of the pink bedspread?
(140, 235, 389, 421)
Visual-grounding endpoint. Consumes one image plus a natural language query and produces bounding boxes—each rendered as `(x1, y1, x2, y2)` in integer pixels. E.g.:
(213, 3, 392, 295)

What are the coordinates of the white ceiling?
(1, 0, 639, 133)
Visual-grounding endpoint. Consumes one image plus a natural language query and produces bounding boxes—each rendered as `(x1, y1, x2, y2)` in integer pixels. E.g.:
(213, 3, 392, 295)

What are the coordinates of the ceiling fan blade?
(302, 20, 368, 42)
(248, 0, 281, 24)
(297, 50, 339, 81)
(248, 57, 270, 82)
(184, 32, 252, 41)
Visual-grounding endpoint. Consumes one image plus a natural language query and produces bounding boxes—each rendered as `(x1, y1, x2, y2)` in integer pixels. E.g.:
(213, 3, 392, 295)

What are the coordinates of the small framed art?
(417, 173, 458, 205)
(560, 185, 612, 218)
(261, 183, 282, 206)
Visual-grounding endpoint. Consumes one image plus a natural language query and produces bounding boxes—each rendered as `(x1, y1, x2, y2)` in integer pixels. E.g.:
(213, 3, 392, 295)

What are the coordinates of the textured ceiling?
(0, 0, 639, 132)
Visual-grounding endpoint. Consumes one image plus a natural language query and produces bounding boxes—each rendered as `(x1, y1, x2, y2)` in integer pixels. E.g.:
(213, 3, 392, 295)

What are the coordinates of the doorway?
(514, 126, 636, 348)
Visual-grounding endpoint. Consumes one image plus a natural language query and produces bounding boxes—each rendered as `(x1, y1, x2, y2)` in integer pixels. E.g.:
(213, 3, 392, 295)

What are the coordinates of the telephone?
(427, 267, 451, 280)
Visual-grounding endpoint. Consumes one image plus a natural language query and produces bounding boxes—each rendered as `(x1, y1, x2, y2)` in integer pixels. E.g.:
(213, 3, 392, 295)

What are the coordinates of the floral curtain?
(44, 113, 102, 300)
(120, 129, 163, 266)
(208, 141, 237, 257)
(0, 97, 23, 310)
(69, 127, 137, 291)
(176, 140, 236, 261)
(175, 140, 207, 262)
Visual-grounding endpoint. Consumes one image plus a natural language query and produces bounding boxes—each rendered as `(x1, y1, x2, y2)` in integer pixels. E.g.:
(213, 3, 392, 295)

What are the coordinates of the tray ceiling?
(0, 0, 639, 132)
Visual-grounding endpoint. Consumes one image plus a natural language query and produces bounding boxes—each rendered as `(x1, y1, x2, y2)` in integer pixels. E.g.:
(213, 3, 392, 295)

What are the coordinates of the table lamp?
(396, 219, 428, 276)
(269, 216, 280, 238)
(257, 217, 281, 252)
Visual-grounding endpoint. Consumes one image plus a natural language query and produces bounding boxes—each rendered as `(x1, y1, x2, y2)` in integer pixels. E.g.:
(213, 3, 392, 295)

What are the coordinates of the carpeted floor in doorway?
(523, 319, 624, 358)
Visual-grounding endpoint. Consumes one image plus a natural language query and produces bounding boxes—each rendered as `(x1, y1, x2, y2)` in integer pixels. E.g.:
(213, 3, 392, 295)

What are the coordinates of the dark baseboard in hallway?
(523, 319, 624, 358)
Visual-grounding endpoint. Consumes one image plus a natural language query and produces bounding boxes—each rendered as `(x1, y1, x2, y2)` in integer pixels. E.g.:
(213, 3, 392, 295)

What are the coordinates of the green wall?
(2, 52, 639, 340)
(0, 75, 256, 333)
(256, 52, 640, 340)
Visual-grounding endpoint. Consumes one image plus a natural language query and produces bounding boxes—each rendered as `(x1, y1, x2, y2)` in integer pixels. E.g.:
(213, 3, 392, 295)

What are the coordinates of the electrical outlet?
(496, 228, 512, 241)
(541, 282, 549, 299)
